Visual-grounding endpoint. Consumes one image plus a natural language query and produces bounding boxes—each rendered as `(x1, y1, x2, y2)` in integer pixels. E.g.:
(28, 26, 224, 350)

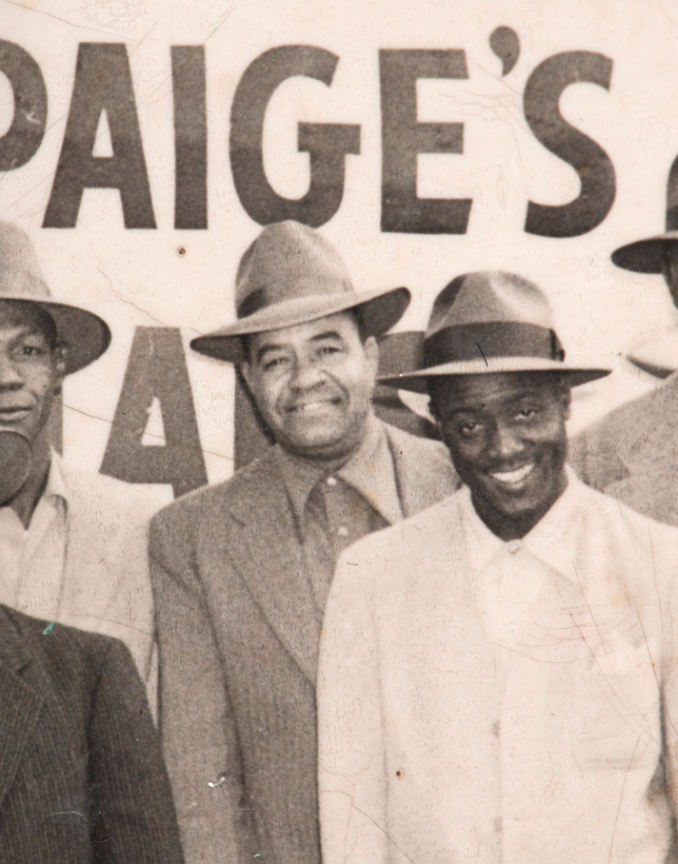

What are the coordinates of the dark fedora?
(378, 271, 610, 393)
(612, 154, 678, 273)
(190, 221, 410, 363)
(0, 222, 110, 374)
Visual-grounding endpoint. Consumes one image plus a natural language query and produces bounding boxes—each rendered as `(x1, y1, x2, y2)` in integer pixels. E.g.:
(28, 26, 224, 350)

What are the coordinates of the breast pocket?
(571, 641, 662, 773)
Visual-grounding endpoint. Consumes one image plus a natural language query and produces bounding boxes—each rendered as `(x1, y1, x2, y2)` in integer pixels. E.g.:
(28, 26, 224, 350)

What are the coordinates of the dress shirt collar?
(275, 413, 402, 535)
(460, 465, 585, 579)
(43, 449, 69, 510)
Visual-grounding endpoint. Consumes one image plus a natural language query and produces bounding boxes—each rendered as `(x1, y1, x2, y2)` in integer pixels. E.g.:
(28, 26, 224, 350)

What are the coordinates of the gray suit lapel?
(386, 424, 459, 517)
(227, 456, 321, 684)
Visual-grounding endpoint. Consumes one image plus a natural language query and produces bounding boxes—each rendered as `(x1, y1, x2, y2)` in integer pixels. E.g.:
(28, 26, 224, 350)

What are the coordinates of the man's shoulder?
(3, 604, 125, 669)
(383, 421, 449, 463)
(151, 448, 281, 532)
(575, 474, 678, 547)
(579, 382, 669, 444)
(62, 462, 167, 521)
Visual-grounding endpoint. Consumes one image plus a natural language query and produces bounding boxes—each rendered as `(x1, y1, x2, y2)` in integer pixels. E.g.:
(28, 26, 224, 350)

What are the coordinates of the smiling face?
(430, 372, 570, 540)
(0, 301, 65, 447)
(241, 310, 379, 464)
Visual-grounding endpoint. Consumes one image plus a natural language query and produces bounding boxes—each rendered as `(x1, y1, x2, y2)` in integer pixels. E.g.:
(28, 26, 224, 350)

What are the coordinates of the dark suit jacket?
(0, 605, 183, 864)
(150, 422, 459, 864)
(569, 371, 678, 525)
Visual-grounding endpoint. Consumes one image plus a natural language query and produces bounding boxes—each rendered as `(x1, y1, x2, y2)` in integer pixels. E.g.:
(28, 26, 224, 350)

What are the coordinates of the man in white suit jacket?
(0, 222, 161, 693)
(318, 272, 678, 864)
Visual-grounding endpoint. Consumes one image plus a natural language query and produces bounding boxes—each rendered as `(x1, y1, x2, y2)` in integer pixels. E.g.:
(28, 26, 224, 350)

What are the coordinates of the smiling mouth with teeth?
(488, 463, 536, 485)
(289, 399, 338, 414)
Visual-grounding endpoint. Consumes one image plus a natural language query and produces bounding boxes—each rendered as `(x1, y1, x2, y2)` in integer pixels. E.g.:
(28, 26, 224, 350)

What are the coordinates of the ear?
(52, 345, 67, 395)
(559, 385, 571, 421)
(240, 359, 254, 393)
(363, 335, 379, 380)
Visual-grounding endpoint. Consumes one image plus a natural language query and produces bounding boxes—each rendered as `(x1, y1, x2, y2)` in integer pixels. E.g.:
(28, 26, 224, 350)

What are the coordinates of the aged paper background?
(2, 0, 677, 490)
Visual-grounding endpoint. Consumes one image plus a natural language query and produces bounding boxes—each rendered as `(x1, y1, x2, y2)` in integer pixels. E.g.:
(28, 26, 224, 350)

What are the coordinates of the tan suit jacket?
(56, 463, 164, 688)
(150, 422, 459, 864)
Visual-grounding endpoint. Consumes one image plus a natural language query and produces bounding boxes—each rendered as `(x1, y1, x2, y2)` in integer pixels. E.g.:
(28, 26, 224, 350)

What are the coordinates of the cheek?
(28, 368, 58, 399)
(441, 434, 482, 467)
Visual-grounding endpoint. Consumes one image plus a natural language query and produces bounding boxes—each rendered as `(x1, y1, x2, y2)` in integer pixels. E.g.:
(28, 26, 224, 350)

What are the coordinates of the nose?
(486, 420, 523, 461)
(0, 352, 24, 390)
(289, 352, 326, 391)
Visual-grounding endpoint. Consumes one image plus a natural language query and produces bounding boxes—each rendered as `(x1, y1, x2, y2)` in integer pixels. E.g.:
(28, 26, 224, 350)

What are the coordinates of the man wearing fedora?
(0, 222, 161, 695)
(570, 156, 678, 524)
(318, 271, 678, 864)
(149, 220, 458, 864)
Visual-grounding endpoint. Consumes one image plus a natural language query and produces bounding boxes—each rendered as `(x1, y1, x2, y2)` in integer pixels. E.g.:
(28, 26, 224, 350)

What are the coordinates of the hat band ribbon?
(423, 322, 565, 368)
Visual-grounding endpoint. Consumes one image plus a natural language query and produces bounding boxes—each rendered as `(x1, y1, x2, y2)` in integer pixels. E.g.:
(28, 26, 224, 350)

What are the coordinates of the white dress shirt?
(318, 468, 678, 864)
(0, 450, 68, 620)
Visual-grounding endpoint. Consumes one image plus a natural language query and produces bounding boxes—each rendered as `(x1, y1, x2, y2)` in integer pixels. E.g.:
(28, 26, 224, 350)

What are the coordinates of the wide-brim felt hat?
(612, 229, 678, 274)
(190, 220, 410, 363)
(626, 326, 678, 378)
(613, 157, 678, 273)
(0, 222, 110, 374)
(379, 271, 610, 394)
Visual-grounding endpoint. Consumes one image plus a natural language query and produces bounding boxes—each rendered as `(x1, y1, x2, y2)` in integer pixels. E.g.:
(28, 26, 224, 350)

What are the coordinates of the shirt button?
(326, 476, 337, 487)
(337, 526, 349, 538)
(506, 540, 521, 555)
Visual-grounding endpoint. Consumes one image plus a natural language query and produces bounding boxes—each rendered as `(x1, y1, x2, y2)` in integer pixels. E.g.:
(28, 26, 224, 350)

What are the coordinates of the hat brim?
(2, 297, 111, 374)
(612, 231, 678, 273)
(379, 356, 611, 393)
(190, 286, 410, 362)
(626, 326, 678, 379)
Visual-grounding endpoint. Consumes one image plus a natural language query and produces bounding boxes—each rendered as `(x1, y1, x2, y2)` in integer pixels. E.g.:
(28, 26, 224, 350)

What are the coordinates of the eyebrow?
(445, 390, 542, 412)
(254, 330, 344, 363)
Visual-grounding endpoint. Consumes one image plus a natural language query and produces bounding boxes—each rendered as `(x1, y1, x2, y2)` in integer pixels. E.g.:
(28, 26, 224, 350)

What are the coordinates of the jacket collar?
(225, 428, 458, 683)
(275, 414, 403, 536)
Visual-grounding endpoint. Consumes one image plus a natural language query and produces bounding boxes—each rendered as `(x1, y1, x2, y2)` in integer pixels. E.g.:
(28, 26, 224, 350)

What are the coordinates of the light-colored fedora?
(612, 154, 678, 273)
(190, 220, 410, 363)
(0, 222, 110, 374)
(379, 271, 610, 393)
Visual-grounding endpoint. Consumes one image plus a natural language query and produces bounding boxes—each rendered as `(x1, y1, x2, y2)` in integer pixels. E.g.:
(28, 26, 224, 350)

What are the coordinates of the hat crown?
(235, 221, 355, 318)
(427, 271, 554, 339)
(0, 222, 51, 301)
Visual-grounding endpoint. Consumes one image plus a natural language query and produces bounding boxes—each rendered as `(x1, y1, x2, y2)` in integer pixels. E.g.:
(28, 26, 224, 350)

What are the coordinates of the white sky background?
(0, 0, 676, 487)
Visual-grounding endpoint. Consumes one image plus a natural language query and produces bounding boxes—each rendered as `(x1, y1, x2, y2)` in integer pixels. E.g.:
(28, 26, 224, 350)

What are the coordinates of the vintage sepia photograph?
(1, 0, 678, 860)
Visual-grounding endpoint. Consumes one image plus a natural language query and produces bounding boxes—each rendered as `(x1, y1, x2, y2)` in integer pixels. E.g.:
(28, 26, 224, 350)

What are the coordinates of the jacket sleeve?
(317, 549, 390, 864)
(87, 636, 184, 864)
(149, 513, 241, 864)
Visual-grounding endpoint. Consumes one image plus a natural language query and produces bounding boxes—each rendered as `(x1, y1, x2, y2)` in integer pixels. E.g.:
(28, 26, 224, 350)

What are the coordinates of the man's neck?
(280, 415, 375, 476)
(8, 436, 51, 529)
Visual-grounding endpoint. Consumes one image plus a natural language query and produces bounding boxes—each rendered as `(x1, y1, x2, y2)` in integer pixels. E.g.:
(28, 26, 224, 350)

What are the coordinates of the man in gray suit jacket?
(570, 167, 678, 524)
(150, 221, 459, 864)
(0, 604, 183, 862)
